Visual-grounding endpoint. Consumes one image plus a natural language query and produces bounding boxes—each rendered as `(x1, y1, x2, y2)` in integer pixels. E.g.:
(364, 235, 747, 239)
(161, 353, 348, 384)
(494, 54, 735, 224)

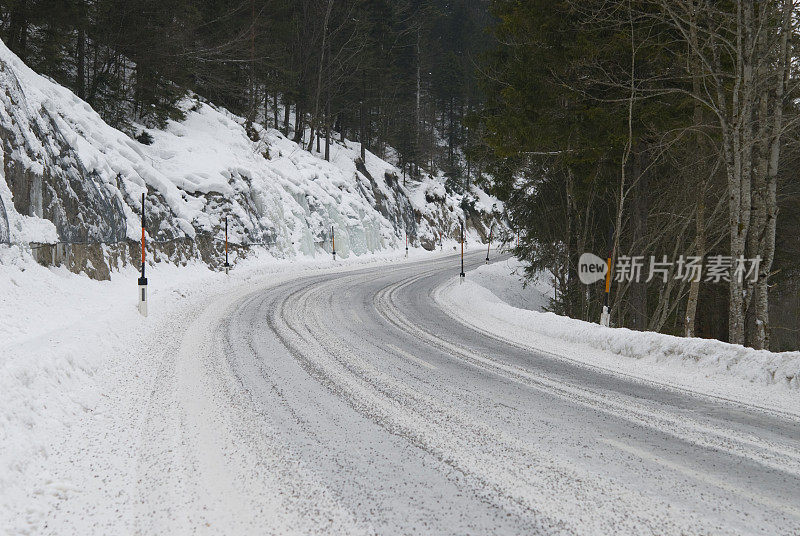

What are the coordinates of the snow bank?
(467, 257, 553, 311)
(438, 262, 800, 408)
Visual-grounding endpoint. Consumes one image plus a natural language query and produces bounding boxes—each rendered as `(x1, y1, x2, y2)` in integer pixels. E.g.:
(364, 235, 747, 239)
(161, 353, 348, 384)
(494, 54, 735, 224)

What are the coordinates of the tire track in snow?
(375, 269, 800, 481)
(262, 263, 720, 535)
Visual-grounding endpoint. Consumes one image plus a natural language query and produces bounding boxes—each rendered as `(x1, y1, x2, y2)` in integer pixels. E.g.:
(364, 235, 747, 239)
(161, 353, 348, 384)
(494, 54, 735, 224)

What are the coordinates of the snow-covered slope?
(0, 39, 500, 276)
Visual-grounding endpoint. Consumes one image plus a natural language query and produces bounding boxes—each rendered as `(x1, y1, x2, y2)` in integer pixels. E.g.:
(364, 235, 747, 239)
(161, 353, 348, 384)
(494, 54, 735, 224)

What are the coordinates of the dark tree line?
(0, 0, 493, 188)
(478, 0, 800, 350)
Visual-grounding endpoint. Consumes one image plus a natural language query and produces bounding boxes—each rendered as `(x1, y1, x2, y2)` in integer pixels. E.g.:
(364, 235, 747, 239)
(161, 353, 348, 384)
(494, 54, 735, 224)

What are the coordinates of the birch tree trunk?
(719, 0, 755, 346)
(684, 0, 705, 338)
(610, 2, 637, 323)
(751, 0, 792, 349)
(630, 143, 649, 331)
(685, 196, 705, 338)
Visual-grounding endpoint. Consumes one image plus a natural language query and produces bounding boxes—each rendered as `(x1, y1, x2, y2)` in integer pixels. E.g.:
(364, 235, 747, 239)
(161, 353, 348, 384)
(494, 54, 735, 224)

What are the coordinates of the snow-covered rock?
(0, 38, 501, 276)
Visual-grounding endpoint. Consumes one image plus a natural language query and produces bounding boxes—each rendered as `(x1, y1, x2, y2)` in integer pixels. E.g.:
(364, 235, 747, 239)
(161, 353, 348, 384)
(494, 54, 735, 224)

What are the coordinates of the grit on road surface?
(45, 252, 800, 535)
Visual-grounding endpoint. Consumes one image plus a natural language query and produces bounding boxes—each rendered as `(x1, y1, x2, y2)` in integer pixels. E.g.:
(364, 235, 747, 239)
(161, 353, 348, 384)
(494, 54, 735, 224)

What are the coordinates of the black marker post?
(486, 224, 493, 264)
(224, 216, 230, 275)
(138, 192, 148, 317)
(460, 220, 465, 281)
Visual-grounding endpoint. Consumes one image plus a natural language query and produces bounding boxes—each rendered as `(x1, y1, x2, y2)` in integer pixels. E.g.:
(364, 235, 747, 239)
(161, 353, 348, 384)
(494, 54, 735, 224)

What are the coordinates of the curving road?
(133, 252, 800, 535)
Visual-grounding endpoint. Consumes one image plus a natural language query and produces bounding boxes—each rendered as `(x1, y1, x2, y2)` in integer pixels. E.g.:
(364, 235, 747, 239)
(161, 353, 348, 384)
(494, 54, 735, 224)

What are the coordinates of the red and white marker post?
(331, 225, 336, 261)
(138, 192, 148, 317)
(224, 216, 230, 275)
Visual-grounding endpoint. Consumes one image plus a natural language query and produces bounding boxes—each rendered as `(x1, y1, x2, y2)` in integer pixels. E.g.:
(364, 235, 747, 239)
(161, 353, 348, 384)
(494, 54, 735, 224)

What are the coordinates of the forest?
(0, 0, 491, 186)
(1, 0, 798, 350)
(480, 0, 800, 351)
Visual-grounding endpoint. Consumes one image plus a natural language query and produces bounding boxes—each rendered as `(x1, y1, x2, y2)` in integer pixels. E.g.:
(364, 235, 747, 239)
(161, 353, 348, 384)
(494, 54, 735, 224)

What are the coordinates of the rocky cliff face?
(0, 40, 501, 279)
(0, 53, 126, 245)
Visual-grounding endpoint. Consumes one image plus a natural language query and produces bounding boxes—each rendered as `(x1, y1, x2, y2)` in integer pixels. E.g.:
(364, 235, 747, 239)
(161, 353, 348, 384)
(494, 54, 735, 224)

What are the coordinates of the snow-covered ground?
(438, 258, 800, 414)
(0, 244, 447, 534)
(3, 250, 800, 534)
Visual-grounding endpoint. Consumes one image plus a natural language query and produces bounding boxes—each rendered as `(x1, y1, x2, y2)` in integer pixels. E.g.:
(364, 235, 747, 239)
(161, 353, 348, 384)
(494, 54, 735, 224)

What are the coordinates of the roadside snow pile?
(439, 265, 800, 395)
(467, 257, 553, 311)
(0, 244, 147, 528)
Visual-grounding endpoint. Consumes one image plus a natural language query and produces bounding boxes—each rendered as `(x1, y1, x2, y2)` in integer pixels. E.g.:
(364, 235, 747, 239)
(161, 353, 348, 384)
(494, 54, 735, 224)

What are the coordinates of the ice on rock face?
(0, 45, 127, 245)
(0, 194, 9, 244)
(0, 143, 8, 244)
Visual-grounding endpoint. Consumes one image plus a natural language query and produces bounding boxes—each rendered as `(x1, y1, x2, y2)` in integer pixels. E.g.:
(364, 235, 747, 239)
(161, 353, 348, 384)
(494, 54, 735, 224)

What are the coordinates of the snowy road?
(43, 253, 800, 535)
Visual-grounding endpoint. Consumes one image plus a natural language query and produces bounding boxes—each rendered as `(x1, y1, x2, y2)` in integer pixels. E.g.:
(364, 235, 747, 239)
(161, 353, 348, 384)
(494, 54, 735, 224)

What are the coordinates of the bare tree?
(656, 0, 796, 347)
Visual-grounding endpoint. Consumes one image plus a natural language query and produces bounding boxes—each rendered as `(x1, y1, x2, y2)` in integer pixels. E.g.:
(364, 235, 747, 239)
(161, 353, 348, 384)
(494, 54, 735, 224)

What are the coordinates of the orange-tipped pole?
(140, 192, 146, 280)
(486, 224, 493, 262)
(600, 225, 614, 327)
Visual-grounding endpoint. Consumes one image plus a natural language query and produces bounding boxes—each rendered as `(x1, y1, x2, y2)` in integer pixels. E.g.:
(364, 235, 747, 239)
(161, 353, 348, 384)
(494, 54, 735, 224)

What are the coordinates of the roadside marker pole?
(600, 261, 611, 326)
(460, 221, 465, 281)
(440, 233, 443, 251)
(224, 216, 230, 275)
(331, 225, 336, 261)
(485, 224, 493, 263)
(405, 231, 409, 258)
(600, 226, 614, 327)
(138, 192, 148, 317)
